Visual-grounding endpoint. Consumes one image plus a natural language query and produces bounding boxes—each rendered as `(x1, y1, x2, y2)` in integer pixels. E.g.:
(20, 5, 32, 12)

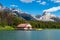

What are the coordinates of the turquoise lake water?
(0, 30, 60, 40)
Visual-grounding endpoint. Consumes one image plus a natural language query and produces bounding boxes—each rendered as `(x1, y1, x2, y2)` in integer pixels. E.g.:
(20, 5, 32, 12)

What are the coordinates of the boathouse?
(16, 23, 32, 30)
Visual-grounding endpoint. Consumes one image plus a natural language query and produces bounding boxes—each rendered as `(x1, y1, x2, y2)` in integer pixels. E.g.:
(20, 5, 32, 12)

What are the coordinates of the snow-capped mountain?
(0, 4, 60, 22)
(51, 17, 60, 22)
(6, 8, 60, 22)
(11, 8, 36, 20)
(37, 11, 57, 21)
(35, 11, 60, 22)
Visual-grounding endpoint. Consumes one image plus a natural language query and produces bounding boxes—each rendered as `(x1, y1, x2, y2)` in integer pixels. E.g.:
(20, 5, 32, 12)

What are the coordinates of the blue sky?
(0, 0, 60, 16)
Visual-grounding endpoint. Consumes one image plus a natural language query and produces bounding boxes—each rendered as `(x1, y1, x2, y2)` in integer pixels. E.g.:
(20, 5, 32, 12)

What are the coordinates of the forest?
(0, 10, 60, 30)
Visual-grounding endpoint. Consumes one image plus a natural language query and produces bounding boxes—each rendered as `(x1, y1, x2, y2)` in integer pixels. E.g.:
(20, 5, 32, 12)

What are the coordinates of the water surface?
(0, 30, 60, 40)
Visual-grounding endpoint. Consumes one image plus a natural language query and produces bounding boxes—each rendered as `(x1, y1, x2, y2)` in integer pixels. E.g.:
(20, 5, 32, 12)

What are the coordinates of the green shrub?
(0, 26, 15, 30)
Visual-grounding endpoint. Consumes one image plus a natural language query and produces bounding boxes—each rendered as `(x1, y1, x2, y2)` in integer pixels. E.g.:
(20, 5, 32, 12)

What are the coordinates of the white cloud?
(36, 0, 41, 3)
(40, 1, 46, 5)
(36, 0, 46, 5)
(10, 5, 18, 7)
(43, 6, 60, 12)
(20, 0, 35, 3)
(51, 0, 60, 3)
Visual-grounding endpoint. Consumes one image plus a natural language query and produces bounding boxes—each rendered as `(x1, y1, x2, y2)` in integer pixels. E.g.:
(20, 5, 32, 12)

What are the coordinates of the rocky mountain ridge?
(0, 4, 60, 22)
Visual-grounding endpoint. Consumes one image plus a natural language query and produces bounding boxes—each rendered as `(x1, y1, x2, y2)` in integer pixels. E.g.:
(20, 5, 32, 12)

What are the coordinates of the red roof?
(17, 24, 29, 28)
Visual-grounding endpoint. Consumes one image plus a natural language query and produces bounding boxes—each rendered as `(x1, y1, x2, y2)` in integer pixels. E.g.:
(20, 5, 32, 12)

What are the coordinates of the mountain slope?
(0, 4, 60, 22)
(37, 11, 56, 21)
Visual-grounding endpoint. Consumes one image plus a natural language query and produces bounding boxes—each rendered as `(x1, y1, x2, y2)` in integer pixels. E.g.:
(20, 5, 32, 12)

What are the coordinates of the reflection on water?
(0, 30, 60, 40)
(16, 31, 31, 40)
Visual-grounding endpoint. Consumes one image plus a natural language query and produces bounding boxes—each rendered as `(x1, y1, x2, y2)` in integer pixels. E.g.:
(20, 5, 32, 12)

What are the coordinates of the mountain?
(19, 13, 36, 20)
(0, 4, 60, 22)
(35, 15, 41, 18)
(51, 17, 60, 22)
(0, 3, 3, 9)
(10, 9, 60, 22)
(11, 9, 36, 20)
(37, 11, 56, 21)
(35, 11, 60, 22)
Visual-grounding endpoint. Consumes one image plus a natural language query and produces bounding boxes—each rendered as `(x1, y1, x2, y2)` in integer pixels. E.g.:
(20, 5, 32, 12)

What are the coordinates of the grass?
(0, 26, 15, 30)
(33, 28, 43, 30)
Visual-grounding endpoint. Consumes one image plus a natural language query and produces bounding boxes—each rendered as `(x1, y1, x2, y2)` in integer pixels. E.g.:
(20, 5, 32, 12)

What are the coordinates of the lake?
(0, 30, 60, 40)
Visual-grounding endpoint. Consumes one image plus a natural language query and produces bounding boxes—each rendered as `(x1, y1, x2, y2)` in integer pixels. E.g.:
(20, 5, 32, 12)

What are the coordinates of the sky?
(0, 0, 60, 16)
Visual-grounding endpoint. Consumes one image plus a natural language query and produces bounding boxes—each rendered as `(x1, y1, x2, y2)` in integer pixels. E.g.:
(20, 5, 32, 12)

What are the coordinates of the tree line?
(28, 20, 60, 29)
